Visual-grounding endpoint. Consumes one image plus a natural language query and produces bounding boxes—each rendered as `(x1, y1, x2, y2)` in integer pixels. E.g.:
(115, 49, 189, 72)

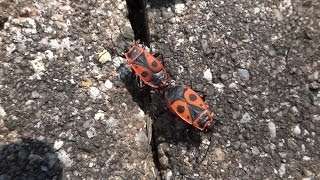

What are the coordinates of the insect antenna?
(198, 135, 212, 163)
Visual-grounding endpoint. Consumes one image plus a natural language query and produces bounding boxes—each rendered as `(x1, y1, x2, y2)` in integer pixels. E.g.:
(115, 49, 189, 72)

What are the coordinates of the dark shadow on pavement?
(0, 138, 63, 180)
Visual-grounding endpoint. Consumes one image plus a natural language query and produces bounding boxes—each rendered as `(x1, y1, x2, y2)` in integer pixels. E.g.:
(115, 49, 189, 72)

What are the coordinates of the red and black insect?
(164, 85, 214, 131)
(124, 45, 168, 88)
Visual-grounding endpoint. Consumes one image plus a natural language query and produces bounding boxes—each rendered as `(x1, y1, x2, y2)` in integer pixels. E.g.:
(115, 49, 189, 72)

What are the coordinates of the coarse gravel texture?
(147, 0, 319, 179)
(0, 0, 319, 179)
(1, 0, 155, 179)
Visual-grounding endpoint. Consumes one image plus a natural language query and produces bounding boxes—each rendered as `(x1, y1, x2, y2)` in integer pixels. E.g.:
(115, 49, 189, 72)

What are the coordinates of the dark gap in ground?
(126, 0, 150, 46)
(0, 16, 8, 30)
(125, 0, 163, 178)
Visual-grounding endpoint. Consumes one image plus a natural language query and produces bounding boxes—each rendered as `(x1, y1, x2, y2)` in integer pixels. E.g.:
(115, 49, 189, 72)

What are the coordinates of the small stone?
(54, 140, 64, 150)
(89, 162, 94, 168)
(0, 119, 4, 128)
(251, 146, 260, 155)
(174, 0, 186, 15)
(89, 87, 100, 99)
(136, 108, 145, 119)
(30, 54, 45, 77)
(238, 68, 250, 80)
(61, 37, 70, 51)
(104, 80, 113, 89)
(268, 122, 277, 138)
(79, 78, 93, 88)
(274, 9, 283, 21)
(164, 169, 173, 180)
(0, 105, 6, 118)
(98, 50, 111, 64)
(213, 83, 224, 92)
(279, 163, 286, 177)
(31, 90, 40, 99)
(203, 68, 212, 81)
(303, 156, 311, 161)
(86, 127, 97, 138)
(94, 111, 105, 120)
(6, 43, 16, 55)
(214, 148, 225, 161)
(49, 39, 60, 49)
(44, 50, 54, 60)
(240, 113, 251, 123)
(58, 150, 73, 167)
(229, 82, 238, 89)
(220, 74, 228, 80)
(293, 125, 301, 135)
(113, 56, 124, 68)
(105, 117, 117, 128)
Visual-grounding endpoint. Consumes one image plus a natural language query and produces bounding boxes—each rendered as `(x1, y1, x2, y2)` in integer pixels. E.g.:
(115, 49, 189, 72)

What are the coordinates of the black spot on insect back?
(151, 61, 158, 67)
(177, 105, 185, 113)
(141, 71, 148, 78)
(189, 94, 197, 101)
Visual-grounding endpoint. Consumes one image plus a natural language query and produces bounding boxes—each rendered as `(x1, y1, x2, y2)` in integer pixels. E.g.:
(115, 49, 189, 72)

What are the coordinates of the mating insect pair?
(123, 43, 215, 131)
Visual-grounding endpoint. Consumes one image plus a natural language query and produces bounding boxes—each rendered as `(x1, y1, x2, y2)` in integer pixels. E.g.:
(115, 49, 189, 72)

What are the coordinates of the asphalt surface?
(0, 0, 319, 179)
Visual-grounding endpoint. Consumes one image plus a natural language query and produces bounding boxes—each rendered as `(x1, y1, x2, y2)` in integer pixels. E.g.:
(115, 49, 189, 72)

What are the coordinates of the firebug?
(164, 85, 214, 131)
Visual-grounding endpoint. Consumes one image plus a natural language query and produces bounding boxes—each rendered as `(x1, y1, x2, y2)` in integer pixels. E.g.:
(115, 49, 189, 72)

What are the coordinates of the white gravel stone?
(113, 56, 124, 68)
(44, 50, 55, 60)
(203, 68, 213, 81)
(268, 121, 277, 138)
(213, 83, 225, 92)
(58, 150, 73, 167)
(174, 0, 186, 14)
(240, 113, 251, 123)
(89, 87, 100, 99)
(6, 43, 16, 55)
(279, 163, 286, 177)
(105, 117, 117, 128)
(293, 125, 301, 135)
(0, 105, 6, 118)
(86, 127, 97, 138)
(54, 140, 64, 150)
(104, 80, 113, 89)
(94, 111, 105, 120)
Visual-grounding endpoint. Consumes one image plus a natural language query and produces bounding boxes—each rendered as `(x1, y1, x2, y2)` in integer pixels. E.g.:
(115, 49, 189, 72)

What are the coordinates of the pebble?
(94, 111, 105, 121)
(86, 127, 97, 138)
(213, 83, 225, 92)
(113, 56, 124, 68)
(203, 68, 212, 81)
(105, 117, 117, 128)
(58, 150, 73, 167)
(303, 156, 311, 161)
(214, 148, 226, 161)
(251, 146, 260, 155)
(6, 43, 16, 55)
(31, 90, 40, 99)
(293, 125, 301, 135)
(79, 78, 93, 88)
(89, 87, 100, 99)
(174, 0, 186, 15)
(98, 50, 111, 64)
(49, 39, 60, 49)
(279, 163, 286, 177)
(53, 140, 64, 150)
(30, 54, 45, 79)
(44, 50, 54, 60)
(229, 82, 238, 89)
(238, 68, 250, 80)
(268, 121, 277, 138)
(0, 105, 6, 118)
(240, 112, 251, 123)
(104, 80, 113, 89)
